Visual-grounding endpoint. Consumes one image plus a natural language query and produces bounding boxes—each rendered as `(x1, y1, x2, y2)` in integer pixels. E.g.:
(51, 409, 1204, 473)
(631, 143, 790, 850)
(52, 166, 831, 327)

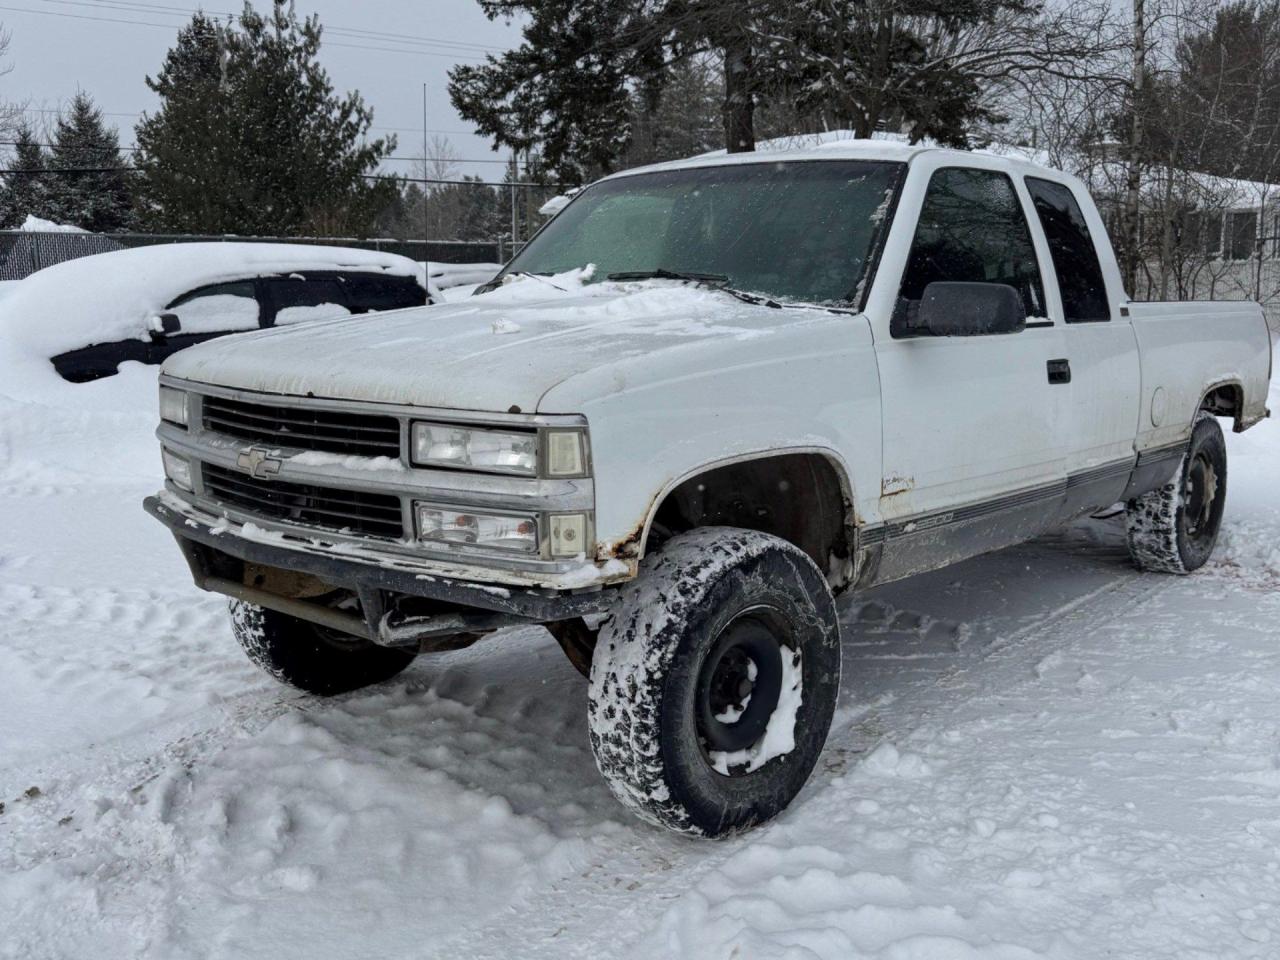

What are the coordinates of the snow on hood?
(162, 268, 799, 413)
(0, 242, 421, 363)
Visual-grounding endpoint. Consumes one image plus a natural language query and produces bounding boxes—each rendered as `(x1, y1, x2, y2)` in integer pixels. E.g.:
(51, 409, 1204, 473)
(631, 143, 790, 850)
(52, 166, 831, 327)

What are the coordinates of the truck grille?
(202, 396, 401, 458)
(202, 464, 405, 540)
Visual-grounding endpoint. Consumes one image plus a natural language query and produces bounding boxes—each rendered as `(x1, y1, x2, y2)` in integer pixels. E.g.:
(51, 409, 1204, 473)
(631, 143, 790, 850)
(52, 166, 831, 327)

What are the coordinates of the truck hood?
(162, 271, 798, 413)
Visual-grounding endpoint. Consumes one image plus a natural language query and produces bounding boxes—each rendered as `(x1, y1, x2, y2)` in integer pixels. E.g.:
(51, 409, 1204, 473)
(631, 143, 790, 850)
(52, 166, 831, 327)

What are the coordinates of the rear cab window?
(894, 167, 1046, 336)
(1024, 177, 1110, 323)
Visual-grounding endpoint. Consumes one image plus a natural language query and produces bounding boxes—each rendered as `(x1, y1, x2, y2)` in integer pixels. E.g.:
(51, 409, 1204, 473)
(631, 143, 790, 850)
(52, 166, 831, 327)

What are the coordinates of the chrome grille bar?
(203, 396, 400, 457)
(203, 464, 405, 540)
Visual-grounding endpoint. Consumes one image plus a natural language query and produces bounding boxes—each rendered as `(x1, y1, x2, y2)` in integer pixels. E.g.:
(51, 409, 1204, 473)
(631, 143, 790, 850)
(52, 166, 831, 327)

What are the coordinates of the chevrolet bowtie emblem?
(236, 446, 283, 480)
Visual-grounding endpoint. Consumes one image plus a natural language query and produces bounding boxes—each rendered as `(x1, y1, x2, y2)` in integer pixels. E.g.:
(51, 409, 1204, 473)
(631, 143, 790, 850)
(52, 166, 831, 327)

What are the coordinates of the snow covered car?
(1, 242, 430, 382)
(144, 142, 1272, 836)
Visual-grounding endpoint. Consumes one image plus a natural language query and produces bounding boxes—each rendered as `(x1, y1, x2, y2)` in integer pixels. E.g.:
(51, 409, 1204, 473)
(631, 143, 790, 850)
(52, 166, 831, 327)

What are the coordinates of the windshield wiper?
(607, 268, 728, 284)
(474, 270, 567, 295)
(606, 268, 782, 309)
(505, 270, 568, 291)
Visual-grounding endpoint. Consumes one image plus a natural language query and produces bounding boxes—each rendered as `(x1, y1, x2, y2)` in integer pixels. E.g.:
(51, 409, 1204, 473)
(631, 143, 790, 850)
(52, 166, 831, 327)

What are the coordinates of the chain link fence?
(0, 231, 510, 282)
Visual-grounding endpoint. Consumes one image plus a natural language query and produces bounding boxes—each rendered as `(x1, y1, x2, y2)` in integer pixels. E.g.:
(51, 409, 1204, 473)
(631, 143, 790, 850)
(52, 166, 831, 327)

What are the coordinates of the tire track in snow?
(0, 581, 280, 785)
(438, 544, 1176, 959)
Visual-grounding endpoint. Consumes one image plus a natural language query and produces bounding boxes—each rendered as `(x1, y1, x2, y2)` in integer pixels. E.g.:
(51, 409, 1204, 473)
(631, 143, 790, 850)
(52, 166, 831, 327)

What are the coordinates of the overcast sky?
(1, 0, 526, 182)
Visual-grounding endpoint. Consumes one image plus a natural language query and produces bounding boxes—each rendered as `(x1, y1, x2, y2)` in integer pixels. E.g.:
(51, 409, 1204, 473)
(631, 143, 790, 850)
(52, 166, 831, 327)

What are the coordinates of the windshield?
(504, 160, 904, 305)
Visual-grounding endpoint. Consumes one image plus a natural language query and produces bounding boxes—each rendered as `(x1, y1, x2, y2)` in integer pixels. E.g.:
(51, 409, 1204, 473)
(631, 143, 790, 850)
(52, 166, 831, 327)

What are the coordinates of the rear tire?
(1125, 413, 1227, 574)
(587, 527, 841, 837)
(229, 600, 415, 696)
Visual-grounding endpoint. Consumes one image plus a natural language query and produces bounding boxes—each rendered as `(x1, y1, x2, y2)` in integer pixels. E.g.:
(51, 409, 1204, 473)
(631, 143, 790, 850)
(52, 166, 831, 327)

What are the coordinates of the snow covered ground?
(1, 333, 1278, 958)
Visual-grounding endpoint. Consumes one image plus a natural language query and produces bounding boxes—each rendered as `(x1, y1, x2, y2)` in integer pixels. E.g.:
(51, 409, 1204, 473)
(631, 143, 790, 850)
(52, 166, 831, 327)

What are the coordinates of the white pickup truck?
(145, 142, 1272, 836)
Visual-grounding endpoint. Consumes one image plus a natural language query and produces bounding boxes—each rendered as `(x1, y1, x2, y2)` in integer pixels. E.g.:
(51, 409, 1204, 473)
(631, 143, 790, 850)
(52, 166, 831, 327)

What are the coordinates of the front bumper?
(145, 492, 621, 626)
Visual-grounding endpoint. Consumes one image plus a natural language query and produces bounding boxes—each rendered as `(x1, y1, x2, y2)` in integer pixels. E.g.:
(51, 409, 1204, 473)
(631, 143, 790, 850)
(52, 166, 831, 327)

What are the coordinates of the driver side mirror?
(917, 282, 1026, 337)
(148, 312, 181, 342)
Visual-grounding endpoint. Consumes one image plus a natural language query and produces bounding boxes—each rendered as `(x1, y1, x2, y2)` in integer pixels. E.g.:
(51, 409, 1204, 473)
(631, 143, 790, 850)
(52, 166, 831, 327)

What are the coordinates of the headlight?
(159, 386, 188, 427)
(416, 503, 539, 553)
(161, 448, 193, 491)
(411, 422, 537, 476)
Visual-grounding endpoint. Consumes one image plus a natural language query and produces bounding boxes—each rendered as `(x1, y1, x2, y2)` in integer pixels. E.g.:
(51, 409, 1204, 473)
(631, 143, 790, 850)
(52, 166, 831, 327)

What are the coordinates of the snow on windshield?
(503, 161, 904, 306)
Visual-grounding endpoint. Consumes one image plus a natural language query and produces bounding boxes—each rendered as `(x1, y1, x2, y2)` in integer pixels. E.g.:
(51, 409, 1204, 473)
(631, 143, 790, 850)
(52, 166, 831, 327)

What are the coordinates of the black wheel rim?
(1181, 450, 1220, 544)
(695, 609, 787, 764)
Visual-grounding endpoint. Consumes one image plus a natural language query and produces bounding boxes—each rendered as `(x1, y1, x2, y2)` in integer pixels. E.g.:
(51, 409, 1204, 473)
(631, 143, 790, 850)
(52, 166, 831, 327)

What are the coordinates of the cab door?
(869, 165, 1071, 582)
(1023, 176, 1141, 519)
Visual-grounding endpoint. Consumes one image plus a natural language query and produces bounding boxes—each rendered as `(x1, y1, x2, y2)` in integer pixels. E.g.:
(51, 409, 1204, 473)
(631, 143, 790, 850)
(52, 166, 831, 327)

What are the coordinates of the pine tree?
(135, 4, 397, 236)
(132, 13, 227, 233)
(454, 178, 503, 241)
(452, 0, 1110, 175)
(45, 93, 134, 231)
(449, 0, 667, 183)
(623, 56, 723, 167)
(0, 125, 51, 228)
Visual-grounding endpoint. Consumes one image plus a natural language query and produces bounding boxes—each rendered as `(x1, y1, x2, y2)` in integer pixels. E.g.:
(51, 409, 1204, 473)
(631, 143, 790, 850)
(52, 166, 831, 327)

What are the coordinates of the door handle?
(1047, 358, 1071, 384)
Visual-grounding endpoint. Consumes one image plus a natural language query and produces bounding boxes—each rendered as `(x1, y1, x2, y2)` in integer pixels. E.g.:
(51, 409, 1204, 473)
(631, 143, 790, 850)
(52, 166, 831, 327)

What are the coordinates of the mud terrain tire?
(229, 600, 415, 696)
(1125, 413, 1227, 574)
(588, 527, 841, 837)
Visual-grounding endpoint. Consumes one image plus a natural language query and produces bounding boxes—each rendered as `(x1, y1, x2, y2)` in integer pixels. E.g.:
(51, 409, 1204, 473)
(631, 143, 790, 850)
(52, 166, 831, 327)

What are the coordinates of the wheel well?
(1200, 382, 1244, 429)
(646, 453, 851, 575)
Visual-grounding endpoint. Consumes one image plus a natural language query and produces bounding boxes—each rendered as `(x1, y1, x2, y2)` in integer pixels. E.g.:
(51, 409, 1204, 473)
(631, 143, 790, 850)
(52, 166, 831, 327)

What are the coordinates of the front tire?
(1125, 412, 1227, 574)
(229, 600, 415, 696)
(588, 527, 841, 837)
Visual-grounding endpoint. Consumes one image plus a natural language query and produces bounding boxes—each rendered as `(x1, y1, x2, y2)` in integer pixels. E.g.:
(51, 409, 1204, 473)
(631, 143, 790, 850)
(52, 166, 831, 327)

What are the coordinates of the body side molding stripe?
(858, 445, 1186, 549)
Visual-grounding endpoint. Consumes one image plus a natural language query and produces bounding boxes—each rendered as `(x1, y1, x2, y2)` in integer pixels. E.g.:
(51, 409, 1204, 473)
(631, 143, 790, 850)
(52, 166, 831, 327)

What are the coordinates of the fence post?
(29, 232, 41, 275)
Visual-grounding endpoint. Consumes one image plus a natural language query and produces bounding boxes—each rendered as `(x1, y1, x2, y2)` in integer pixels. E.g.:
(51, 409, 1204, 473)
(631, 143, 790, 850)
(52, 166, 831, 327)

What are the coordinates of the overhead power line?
(31, 0, 508, 53)
(0, 2, 495, 59)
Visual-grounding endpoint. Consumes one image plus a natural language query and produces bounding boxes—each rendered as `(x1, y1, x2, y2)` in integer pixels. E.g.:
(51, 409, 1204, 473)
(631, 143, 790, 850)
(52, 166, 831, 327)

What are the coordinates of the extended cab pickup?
(145, 142, 1272, 836)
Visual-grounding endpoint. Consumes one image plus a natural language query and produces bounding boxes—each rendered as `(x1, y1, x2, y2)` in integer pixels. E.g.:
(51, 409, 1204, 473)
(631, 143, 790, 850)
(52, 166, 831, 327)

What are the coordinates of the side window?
(1227, 211, 1257, 262)
(897, 168, 1046, 331)
(267, 276, 350, 326)
(1025, 178, 1110, 323)
(341, 273, 427, 312)
(166, 281, 260, 333)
